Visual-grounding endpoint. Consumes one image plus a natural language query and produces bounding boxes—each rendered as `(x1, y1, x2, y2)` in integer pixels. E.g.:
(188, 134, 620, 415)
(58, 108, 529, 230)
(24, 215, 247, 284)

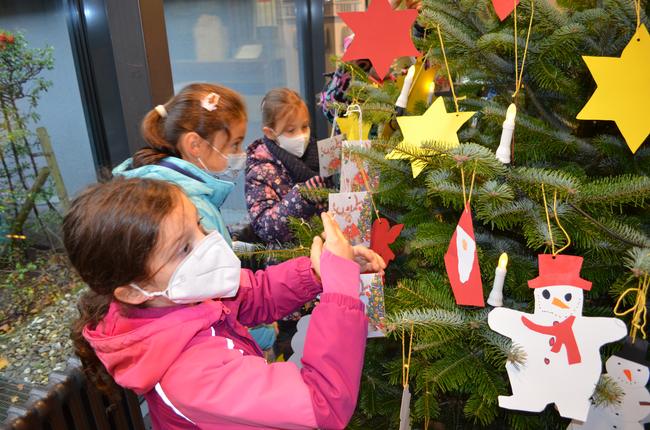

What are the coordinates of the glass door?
(163, 0, 309, 222)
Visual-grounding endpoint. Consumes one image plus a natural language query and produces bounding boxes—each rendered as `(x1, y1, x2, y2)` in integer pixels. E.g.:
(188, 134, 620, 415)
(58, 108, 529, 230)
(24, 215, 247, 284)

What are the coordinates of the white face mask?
(274, 130, 310, 158)
(130, 231, 241, 304)
(197, 142, 246, 181)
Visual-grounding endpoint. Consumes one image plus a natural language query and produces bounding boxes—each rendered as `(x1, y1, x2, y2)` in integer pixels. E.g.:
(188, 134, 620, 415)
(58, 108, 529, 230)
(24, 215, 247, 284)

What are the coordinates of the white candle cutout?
(426, 80, 435, 105)
(487, 252, 508, 307)
(496, 103, 516, 164)
(396, 65, 416, 109)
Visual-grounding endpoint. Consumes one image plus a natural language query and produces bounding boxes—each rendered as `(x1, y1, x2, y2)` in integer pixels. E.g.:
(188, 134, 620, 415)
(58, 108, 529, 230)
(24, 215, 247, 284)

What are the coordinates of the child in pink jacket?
(65, 177, 385, 430)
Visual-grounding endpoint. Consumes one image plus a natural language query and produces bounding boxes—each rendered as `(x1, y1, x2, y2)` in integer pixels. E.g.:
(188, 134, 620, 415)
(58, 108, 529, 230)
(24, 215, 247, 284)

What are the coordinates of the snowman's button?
(549, 337, 555, 346)
(544, 358, 550, 365)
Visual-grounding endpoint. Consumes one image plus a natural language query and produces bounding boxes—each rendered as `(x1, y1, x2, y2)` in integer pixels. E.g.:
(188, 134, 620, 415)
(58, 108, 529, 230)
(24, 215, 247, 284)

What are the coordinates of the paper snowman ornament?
(488, 254, 628, 421)
(568, 339, 650, 429)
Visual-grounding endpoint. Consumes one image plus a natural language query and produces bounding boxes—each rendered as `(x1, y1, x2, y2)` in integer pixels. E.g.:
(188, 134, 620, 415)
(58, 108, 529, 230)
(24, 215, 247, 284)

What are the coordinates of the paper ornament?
(370, 218, 404, 266)
(568, 339, 650, 429)
(395, 57, 439, 113)
(317, 134, 345, 177)
(577, 24, 650, 154)
(287, 315, 311, 369)
(336, 113, 371, 141)
(340, 140, 380, 193)
(339, 0, 420, 80)
(360, 273, 387, 337)
(444, 203, 484, 307)
(385, 97, 476, 178)
(329, 191, 373, 246)
(491, 0, 520, 21)
(488, 254, 628, 421)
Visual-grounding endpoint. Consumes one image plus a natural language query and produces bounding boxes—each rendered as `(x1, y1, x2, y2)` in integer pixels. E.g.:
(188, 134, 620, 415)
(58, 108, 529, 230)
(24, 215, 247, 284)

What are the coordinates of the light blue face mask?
(197, 144, 246, 182)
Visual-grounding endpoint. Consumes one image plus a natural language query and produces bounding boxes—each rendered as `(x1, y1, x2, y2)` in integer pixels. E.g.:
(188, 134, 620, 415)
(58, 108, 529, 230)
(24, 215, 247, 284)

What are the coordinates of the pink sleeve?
(163, 252, 367, 430)
(236, 256, 322, 326)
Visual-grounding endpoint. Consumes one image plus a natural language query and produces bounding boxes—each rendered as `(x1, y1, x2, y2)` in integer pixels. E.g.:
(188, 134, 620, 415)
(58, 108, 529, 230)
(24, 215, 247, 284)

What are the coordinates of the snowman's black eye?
(542, 289, 550, 299)
(564, 293, 572, 302)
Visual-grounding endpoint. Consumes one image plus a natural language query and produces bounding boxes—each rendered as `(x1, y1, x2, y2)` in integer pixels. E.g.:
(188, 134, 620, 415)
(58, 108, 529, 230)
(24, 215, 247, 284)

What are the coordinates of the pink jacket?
(83, 253, 368, 429)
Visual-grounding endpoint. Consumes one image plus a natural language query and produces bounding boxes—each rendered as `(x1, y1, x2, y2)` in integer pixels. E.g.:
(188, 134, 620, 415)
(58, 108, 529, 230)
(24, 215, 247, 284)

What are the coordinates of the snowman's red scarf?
(521, 315, 582, 365)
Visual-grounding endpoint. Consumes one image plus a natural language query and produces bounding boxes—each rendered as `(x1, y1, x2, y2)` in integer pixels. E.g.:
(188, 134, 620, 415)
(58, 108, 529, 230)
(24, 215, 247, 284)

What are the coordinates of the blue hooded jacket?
(112, 156, 234, 244)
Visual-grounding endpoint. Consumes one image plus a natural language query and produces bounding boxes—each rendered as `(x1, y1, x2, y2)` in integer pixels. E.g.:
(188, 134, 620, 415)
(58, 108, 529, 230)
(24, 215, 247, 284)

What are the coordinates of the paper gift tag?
(317, 134, 345, 177)
(329, 191, 372, 246)
(360, 273, 386, 338)
(340, 140, 380, 193)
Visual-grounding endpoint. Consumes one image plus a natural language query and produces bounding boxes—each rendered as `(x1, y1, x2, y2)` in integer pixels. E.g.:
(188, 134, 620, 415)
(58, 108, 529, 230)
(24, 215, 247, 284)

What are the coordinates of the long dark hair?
(134, 83, 247, 167)
(65, 177, 180, 397)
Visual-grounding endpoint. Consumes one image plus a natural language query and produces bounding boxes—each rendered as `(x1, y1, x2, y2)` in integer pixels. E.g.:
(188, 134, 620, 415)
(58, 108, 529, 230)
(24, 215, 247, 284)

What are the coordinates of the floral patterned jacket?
(245, 137, 324, 244)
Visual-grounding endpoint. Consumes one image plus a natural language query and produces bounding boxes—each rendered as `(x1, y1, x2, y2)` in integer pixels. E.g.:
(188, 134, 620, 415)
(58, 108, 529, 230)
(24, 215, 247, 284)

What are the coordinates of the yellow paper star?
(395, 57, 439, 113)
(577, 24, 650, 154)
(386, 97, 476, 178)
(336, 113, 371, 141)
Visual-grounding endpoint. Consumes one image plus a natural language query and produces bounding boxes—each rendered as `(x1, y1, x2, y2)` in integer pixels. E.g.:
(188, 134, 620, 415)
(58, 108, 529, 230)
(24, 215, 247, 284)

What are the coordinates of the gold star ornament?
(385, 97, 476, 178)
(335, 113, 371, 141)
(577, 24, 650, 154)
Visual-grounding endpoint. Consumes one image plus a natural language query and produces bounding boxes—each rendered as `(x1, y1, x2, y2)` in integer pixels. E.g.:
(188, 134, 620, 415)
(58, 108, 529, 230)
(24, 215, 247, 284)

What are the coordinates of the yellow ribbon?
(513, 0, 535, 97)
(541, 184, 571, 256)
(402, 322, 414, 388)
(436, 25, 460, 113)
(614, 273, 649, 342)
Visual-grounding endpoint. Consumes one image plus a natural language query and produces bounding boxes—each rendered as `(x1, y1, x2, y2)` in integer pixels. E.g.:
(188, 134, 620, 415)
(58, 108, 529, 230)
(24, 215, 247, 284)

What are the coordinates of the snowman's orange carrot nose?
(552, 297, 569, 309)
(624, 369, 632, 382)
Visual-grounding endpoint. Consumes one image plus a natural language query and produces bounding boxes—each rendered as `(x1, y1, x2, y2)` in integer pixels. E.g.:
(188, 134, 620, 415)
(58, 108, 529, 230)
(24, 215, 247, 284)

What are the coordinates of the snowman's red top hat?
(528, 254, 592, 291)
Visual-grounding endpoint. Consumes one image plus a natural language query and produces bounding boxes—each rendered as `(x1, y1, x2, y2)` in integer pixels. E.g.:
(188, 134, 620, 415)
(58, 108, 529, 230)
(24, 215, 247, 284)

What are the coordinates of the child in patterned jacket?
(245, 88, 335, 245)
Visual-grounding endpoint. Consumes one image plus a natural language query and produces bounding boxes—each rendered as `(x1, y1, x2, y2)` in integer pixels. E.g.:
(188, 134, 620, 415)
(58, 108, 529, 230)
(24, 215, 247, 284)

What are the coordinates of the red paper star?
(340, 0, 420, 80)
(370, 218, 404, 266)
(491, 0, 520, 21)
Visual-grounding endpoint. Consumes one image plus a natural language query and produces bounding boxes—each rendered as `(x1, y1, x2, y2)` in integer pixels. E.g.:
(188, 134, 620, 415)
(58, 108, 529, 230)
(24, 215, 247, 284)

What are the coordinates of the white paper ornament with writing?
(488, 255, 627, 421)
(287, 315, 311, 369)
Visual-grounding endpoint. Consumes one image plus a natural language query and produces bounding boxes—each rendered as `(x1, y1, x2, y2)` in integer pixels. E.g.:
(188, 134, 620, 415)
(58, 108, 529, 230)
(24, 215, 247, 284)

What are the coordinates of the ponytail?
(133, 108, 179, 167)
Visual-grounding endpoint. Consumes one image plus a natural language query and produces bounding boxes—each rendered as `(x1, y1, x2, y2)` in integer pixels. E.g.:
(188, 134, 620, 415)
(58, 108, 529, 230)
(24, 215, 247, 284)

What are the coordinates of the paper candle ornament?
(444, 203, 484, 307)
(426, 81, 435, 105)
(339, 0, 420, 80)
(488, 254, 628, 421)
(577, 24, 650, 154)
(568, 338, 650, 429)
(394, 56, 439, 112)
(496, 103, 516, 164)
(487, 253, 508, 307)
(396, 65, 416, 111)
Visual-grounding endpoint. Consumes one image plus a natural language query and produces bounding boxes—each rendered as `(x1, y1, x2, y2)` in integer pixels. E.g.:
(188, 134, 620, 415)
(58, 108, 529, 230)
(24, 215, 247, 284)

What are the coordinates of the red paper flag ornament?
(339, 0, 420, 80)
(491, 0, 520, 21)
(370, 218, 404, 267)
(444, 203, 484, 307)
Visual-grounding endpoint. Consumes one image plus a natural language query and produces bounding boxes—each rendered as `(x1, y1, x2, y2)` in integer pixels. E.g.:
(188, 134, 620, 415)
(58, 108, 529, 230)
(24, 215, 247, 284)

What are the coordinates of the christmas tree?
(311, 0, 650, 428)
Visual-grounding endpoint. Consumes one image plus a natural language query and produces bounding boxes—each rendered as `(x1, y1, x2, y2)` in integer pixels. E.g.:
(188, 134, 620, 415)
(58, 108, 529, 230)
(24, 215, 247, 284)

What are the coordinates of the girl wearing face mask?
(66, 177, 385, 430)
(113, 83, 247, 245)
(246, 88, 335, 244)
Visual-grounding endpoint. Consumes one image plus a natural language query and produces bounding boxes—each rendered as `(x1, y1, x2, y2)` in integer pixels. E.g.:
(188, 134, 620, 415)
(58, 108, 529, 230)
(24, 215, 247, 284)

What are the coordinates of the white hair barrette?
(201, 92, 221, 112)
(154, 104, 167, 118)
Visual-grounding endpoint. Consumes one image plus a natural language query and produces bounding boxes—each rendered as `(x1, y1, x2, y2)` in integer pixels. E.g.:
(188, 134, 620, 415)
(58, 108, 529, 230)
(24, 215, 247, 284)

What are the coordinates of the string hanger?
(540, 183, 571, 256)
(435, 25, 462, 114)
(402, 322, 415, 388)
(512, 0, 535, 98)
(614, 272, 649, 342)
(460, 161, 478, 207)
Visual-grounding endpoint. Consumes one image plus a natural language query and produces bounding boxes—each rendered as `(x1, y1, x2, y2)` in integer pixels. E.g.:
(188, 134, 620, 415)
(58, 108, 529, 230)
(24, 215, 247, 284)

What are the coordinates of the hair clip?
(201, 92, 221, 112)
(154, 104, 167, 118)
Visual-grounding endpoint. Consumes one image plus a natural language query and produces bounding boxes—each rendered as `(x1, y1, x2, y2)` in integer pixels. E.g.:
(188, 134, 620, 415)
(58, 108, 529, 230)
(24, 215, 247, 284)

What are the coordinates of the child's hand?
(310, 212, 354, 278)
(352, 245, 386, 275)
